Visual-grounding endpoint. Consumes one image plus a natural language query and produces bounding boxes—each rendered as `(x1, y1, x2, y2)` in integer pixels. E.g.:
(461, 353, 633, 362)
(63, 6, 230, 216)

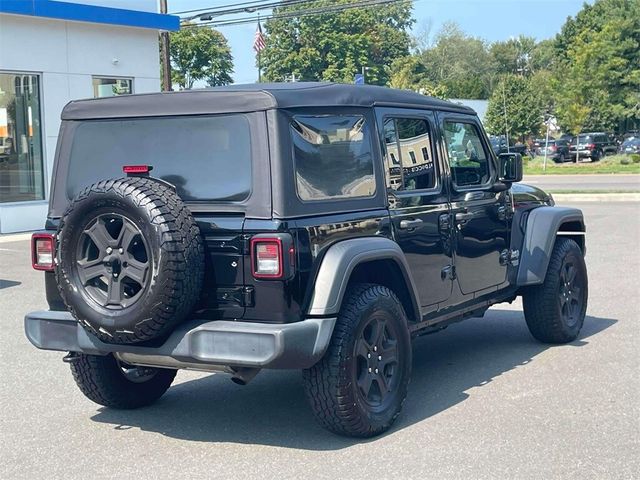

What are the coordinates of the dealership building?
(0, 0, 179, 233)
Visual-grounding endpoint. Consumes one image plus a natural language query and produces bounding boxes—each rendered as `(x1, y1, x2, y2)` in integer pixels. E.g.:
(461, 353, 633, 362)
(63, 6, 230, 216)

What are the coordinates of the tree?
(490, 35, 536, 76)
(388, 55, 448, 98)
(484, 74, 546, 140)
(168, 24, 234, 89)
(552, 2, 640, 132)
(261, 0, 414, 85)
(419, 22, 495, 99)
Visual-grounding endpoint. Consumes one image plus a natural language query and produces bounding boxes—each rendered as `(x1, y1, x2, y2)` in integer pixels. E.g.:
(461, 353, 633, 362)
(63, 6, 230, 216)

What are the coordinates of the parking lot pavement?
(1, 202, 638, 480)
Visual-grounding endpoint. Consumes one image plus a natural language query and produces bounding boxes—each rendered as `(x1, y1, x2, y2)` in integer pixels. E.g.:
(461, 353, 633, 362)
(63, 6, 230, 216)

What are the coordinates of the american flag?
(253, 22, 266, 53)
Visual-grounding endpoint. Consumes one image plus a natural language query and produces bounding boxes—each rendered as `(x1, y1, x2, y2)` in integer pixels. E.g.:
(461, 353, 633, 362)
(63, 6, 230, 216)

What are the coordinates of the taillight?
(251, 238, 284, 279)
(588, 143, 596, 150)
(31, 233, 55, 271)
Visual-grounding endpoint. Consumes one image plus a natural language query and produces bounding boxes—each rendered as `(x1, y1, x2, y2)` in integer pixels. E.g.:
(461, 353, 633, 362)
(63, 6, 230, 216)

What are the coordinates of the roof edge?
(0, 0, 180, 31)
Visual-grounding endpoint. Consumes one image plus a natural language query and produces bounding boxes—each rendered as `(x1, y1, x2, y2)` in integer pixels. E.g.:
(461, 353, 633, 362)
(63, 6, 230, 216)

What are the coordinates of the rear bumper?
(25, 310, 336, 370)
(569, 149, 595, 158)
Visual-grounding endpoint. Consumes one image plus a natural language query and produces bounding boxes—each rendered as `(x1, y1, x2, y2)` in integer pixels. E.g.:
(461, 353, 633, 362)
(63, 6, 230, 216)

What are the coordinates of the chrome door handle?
(399, 219, 423, 230)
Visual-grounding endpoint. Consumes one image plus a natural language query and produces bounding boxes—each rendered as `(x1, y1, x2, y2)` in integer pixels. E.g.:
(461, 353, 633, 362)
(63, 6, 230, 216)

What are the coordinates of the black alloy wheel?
(354, 314, 401, 411)
(558, 260, 584, 329)
(76, 213, 150, 310)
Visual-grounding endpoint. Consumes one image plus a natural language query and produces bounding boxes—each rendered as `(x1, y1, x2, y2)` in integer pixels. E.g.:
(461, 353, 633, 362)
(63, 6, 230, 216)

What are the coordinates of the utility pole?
(160, 0, 172, 91)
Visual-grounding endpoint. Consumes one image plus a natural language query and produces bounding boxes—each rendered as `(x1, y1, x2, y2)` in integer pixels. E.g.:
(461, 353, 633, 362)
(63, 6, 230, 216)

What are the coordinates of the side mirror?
(498, 152, 523, 183)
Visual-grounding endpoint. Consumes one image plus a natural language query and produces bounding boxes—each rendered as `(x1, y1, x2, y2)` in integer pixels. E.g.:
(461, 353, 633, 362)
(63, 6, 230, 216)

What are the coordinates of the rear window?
(291, 114, 375, 201)
(67, 114, 252, 202)
(575, 135, 593, 144)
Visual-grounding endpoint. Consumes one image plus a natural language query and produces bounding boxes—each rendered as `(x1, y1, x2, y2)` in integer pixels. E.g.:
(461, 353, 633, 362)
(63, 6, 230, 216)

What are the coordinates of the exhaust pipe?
(230, 367, 260, 385)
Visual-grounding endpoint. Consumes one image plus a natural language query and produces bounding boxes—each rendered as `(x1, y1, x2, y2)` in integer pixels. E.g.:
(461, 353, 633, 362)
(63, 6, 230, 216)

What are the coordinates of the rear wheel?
(70, 353, 176, 409)
(302, 284, 412, 437)
(522, 238, 588, 343)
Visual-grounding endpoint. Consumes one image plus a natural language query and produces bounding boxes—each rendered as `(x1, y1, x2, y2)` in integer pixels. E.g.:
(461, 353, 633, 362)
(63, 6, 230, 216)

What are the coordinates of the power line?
(183, 0, 410, 29)
(179, 0, 318, 21)
(171, 0, 275, 16)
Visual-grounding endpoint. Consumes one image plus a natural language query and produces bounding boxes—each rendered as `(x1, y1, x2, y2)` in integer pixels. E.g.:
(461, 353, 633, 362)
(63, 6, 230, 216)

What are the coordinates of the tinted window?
(383, 117, 436, 193)
(443, 121, 491, 187)
(67, 115, 252, 202)
(291, 115, 375, 201)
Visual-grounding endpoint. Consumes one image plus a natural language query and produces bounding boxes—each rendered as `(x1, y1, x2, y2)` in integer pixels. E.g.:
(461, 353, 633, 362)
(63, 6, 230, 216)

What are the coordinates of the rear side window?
(291, 115, 375, 201)
(67, 114, 252, 202)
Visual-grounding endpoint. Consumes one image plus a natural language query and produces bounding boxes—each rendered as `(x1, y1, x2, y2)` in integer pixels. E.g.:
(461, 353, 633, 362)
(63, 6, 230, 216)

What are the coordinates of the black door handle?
(399, 219, 423, 230)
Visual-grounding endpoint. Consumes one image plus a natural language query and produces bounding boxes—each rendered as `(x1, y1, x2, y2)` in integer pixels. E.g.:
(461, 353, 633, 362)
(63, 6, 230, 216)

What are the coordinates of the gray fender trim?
(517, 206, 585, 286)
(307, 237, 422, 319)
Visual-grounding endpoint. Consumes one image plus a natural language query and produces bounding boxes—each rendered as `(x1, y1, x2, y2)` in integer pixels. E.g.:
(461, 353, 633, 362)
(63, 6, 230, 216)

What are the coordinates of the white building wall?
(0, 12, 161, 233)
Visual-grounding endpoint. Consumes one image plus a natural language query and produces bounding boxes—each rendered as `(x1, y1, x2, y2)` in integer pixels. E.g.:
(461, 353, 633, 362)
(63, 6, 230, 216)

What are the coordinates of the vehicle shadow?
(91, 311, 616, 451)
(0, 279, 21, 290)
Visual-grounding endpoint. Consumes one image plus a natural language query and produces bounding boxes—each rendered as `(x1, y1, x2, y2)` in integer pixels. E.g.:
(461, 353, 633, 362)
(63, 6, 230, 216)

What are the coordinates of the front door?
(440, 116, 510, 296)
(377, 108, 453, 312)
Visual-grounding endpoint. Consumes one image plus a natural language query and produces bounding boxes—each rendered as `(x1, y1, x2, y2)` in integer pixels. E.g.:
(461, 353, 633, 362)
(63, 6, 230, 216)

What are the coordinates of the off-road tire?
(70, 353, 176, 409)
(302, 284, 412, 437)
(56, 177, 204, 344)
(523, 238, 588, 343)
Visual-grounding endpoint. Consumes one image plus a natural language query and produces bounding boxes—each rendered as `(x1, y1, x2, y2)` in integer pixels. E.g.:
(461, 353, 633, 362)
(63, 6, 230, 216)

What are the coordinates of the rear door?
(439, 115, 510, 297)
(377, 107, 453, 312)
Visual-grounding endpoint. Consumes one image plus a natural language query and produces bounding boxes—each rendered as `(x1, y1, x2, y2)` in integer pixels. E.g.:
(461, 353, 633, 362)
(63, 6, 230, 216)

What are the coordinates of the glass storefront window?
(92, 77, 133, 98)
(0, 72, 45, 203)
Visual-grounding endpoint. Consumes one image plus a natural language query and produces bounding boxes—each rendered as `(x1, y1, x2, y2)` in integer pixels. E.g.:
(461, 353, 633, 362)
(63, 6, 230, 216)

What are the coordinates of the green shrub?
(631, 154, 640, 164)
(620, 157, 630, 165)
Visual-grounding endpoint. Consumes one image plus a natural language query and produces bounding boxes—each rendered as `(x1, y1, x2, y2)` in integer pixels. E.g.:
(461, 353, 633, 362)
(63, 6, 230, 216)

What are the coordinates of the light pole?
(362, 66, 371, 84)
(543, 114, 551, 173)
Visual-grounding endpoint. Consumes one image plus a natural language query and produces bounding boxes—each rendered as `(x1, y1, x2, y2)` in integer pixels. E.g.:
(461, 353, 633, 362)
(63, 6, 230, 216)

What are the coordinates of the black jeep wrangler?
(26, 83, 588, 438)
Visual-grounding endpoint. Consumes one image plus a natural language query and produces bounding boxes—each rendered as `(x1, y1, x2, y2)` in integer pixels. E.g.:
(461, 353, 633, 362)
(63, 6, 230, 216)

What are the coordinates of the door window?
(383, 117, 436, 193)
(443, 121, 491, 188)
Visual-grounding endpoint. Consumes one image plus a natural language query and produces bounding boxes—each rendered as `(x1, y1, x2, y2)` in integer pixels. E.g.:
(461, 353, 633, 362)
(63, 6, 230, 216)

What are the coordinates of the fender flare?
(307, 237, 422, 320)
(516, 206, 585, 286)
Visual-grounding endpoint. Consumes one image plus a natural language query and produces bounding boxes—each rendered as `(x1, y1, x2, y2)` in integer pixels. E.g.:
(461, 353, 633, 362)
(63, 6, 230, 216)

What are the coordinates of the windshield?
(622, 138, 640, 146)
(66, 114, 252, 202)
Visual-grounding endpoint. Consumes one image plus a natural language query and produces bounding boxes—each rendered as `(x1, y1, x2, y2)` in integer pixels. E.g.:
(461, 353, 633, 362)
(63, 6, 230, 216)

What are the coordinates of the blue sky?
(168, 0, 589, 84)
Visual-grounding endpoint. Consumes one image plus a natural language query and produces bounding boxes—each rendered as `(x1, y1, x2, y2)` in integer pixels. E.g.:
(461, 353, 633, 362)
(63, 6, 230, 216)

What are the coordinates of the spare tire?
(56, 177, 204, 344)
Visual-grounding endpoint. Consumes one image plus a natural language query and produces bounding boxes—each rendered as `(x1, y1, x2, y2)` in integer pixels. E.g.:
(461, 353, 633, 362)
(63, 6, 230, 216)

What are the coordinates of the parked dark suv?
(569, 132, 617, 161)
(539, 139, 572, 163)
(26, 83, 588, 438)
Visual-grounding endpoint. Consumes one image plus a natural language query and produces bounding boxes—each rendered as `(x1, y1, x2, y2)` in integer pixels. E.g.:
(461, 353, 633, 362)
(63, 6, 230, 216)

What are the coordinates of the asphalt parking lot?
(1, 201, 638, 480)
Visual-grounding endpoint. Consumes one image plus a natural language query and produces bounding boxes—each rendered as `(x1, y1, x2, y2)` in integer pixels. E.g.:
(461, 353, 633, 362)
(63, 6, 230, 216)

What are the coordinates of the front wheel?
(70, 353, 176, 409)
(302, 284, 412, 437)
(522, 238, 588, 343)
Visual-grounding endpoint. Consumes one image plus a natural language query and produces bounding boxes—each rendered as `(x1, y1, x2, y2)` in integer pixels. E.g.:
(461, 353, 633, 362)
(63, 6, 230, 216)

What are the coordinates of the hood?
(511, 183, 554, 207)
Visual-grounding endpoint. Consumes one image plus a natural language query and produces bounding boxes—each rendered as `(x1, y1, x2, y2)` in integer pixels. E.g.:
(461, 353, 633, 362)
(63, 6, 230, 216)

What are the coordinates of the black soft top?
(61, 82, 475, 120)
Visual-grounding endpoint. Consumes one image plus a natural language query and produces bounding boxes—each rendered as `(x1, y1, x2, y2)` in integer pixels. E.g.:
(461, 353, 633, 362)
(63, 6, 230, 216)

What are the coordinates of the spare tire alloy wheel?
(57, 177, 204, 345)
(77, 213, 150, 310)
